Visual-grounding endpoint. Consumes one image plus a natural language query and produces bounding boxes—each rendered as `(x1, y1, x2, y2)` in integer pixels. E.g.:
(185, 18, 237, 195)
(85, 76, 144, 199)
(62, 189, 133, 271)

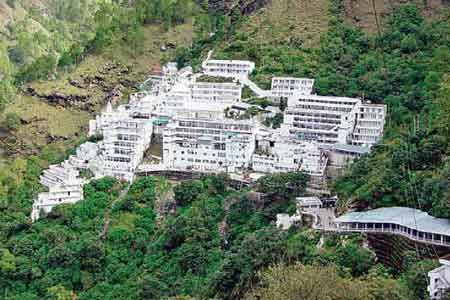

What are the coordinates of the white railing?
(326, 224, 450, 247)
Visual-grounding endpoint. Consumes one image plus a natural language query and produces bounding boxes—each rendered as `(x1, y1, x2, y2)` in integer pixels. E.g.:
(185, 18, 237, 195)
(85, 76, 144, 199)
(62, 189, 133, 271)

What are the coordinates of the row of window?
(178, 121, 252, 131)
(293, 117, 341, 125)
(293, 123, 336, 131)
(286, 111, 341, 119)
(192, 84, 241, 90)
(291, 104, 354, 113)
(296, 98, 359, 106)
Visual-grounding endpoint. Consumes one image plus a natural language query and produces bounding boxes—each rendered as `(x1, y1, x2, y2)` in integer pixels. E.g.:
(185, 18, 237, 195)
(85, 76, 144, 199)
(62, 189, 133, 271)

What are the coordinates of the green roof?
(153, 117, 170, 125)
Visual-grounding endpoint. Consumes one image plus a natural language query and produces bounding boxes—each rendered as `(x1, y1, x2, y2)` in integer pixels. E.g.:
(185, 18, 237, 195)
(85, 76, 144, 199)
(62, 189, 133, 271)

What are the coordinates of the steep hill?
(0, 1, 195, 159)
(343, 0, 450, 33)
(0, 2, 449, 300)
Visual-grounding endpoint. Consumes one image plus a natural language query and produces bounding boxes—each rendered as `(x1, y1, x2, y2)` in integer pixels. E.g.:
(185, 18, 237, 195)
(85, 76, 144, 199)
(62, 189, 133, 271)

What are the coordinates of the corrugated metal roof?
(335, 207, 450, 236)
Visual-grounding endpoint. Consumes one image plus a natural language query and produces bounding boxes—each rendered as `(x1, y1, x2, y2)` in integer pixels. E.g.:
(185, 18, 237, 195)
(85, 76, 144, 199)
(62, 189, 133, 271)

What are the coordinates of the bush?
(4, 112, 21, 131)
(173, 180, 204, 206)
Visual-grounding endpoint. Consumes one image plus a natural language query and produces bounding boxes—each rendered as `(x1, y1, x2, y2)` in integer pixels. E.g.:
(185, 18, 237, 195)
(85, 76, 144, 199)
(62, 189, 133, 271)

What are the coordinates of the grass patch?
(242, 0, 330, 48)
(4, 95, 90, 137)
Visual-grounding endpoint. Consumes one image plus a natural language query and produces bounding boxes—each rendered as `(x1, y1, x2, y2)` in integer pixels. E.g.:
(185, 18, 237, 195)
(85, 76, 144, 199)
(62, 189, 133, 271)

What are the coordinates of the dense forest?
(1, 173, 432, 300)
(1, 0, 450, 299)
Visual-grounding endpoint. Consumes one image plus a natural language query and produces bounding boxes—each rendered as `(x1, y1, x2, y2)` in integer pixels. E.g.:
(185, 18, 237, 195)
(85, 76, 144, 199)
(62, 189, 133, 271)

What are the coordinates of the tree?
(46, 285, 76, 300)
(401, 258, 439, 300)
(334, 242, 376, 277)
(173, 180, 204, 206)
(0, 248, 16, 275)
(256, 172, 309, 198)
(246, 264, 406, 300)
(4, 112, 21, 131)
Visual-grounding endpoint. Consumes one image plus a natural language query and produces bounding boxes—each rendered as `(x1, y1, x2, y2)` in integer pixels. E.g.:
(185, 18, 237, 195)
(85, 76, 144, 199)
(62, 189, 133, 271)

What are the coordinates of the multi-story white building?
(68, 142, 99, 169)
(163, 116, 256, 173)
(146, 78, 243, 117)
(202, 59, 255, 79)
(428, 257, 450, 300)
(271, 77, 314, 98)
(190, 81, 242, 105)
(160, 82, 192, 115)
(32, 164, 85, 221)
(252, 136, 327, 177)
(89, 102, 129, 136)
(39, 162, 80, 188)
(281, 94, 386, 147)
(94, 117, 153, 181)
(282, 95, 360, 144)
(351, 103, 386, 147)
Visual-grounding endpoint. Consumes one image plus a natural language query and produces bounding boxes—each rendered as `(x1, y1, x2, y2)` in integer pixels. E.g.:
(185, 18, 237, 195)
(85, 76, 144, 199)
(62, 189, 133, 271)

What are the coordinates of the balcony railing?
(321, 224, 450, 247)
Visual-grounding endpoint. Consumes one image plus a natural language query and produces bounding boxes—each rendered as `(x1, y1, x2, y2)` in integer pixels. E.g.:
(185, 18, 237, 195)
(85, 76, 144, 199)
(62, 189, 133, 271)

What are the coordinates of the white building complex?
(32, 162, 85, 221)
(93, 116, 153, 181)
(271, 77, 314, 98)
(32, 54, 387, 221)
(202, 59, 255, 79)
(163, 116, 256, 173)
(282, 95, 386, 147)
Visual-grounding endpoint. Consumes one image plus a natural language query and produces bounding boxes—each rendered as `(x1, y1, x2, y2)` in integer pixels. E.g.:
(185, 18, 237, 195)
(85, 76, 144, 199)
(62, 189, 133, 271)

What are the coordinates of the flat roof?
(335, 207, 450, 236)
(232, 103, 253, 109)
(297, 196, 322, 205)
(294, 94, 361, 103)
(272, 77, 314, 81)
(204, 59, 255, 65)
(332, 144, 371, 154)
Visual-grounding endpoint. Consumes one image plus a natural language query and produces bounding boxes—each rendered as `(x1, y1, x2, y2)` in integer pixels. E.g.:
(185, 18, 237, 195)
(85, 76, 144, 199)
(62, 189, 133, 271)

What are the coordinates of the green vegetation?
(330, 6, 450, 218)
(247, 263, 406, 300)
(263, 113, 283, 129)
(0, 0, 200, 110)
(0, 1, 197, 166)
(0, 173, 420, 300)
(0, 1, 450, 299)
(185, 0, 450, 218)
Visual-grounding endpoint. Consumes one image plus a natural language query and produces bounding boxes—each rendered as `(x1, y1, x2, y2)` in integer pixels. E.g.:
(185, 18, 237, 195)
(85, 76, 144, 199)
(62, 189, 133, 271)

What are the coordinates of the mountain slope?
(343, 0, 450, 33)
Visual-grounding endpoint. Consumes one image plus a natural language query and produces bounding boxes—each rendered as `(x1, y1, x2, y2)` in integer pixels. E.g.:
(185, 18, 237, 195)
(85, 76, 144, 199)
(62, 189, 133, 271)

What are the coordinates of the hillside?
(1, 1, 450, 300)
(343, 0, 450, 33)
(196, 0, 450, 221)
(0, 1, 195, 160)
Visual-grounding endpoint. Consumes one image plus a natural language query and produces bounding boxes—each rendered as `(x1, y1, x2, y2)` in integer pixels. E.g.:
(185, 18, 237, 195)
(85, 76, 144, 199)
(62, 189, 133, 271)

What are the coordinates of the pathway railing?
(303, 208, 450, 247)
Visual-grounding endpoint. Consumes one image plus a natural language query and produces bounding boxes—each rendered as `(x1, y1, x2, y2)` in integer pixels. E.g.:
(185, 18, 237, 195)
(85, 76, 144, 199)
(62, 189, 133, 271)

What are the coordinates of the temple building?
(32, 56, 388, 221)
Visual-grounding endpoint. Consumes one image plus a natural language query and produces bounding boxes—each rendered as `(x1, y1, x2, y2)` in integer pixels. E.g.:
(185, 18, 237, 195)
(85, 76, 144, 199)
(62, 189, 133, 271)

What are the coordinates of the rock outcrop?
(24, 87, 94, 111)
